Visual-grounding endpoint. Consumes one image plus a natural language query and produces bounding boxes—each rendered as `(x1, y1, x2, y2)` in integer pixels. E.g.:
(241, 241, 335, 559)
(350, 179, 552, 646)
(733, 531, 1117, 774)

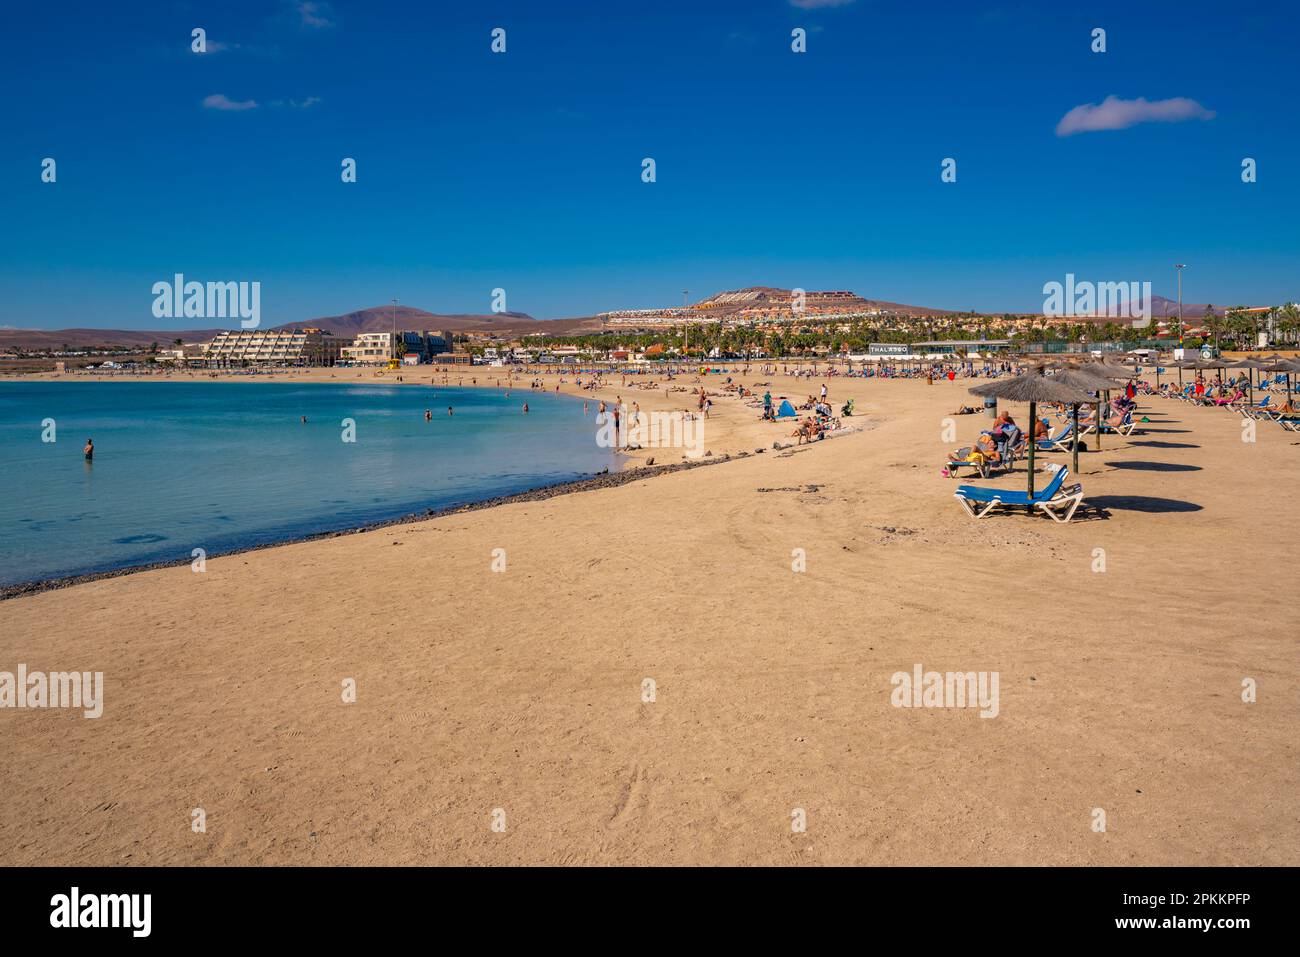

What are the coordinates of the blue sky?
(1, 0, 1296, 328)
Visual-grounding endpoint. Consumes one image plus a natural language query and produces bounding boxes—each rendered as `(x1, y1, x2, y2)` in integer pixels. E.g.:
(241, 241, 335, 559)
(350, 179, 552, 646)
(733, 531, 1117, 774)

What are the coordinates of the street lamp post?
(1174, 264, 1186, 349)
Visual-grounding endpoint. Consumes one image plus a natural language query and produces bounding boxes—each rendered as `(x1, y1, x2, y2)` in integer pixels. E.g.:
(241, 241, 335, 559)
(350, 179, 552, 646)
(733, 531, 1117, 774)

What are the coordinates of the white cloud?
(295, 1, 334, 28)
(269, 97, 323, 109)
(1055, 95, 1215, 136)
(202, 93, 259, 112)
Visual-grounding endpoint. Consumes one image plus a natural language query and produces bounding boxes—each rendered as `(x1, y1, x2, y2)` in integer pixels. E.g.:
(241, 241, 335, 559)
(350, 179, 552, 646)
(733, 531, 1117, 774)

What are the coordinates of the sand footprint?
(607, 763, 649, 826)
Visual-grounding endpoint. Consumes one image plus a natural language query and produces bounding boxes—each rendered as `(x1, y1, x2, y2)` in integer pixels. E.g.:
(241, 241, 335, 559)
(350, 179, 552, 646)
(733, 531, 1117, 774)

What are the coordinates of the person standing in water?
(522, 402, 529, 413)
(424, 409, 432, 421)
(83, 438, 94, 461)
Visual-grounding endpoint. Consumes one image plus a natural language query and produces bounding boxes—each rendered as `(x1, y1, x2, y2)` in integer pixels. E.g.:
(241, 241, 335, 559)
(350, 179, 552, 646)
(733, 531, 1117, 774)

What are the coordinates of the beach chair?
(1094, 410, 1137, 435)
(1242, 396, 1274, 418)
(946, 452, 991, 479)
(953, 463, 1084, 523)
(1002, 427, 1027, 468)
(1034, 421, 1076, 452)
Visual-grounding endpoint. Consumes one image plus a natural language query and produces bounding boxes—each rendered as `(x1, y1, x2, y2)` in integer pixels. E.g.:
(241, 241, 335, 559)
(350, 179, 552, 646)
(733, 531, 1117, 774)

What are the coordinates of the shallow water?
(0, 381, 613, 586)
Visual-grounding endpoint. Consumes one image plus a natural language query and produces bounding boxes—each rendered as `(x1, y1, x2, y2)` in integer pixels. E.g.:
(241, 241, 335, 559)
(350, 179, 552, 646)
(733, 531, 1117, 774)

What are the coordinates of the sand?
(1, 368, 1297, 865)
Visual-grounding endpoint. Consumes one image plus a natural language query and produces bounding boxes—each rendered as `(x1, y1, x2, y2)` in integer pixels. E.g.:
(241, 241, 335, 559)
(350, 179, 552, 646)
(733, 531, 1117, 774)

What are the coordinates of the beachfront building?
(341, 330, 455, 365)
(911, 339, 1014, 357)
(202, 328, 344, 367)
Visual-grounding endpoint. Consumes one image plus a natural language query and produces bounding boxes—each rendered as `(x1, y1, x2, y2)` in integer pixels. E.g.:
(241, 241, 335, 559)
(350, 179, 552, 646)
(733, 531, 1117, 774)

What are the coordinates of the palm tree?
(1203, 306, 1220, 354)
(1276, 302, 1300, 346)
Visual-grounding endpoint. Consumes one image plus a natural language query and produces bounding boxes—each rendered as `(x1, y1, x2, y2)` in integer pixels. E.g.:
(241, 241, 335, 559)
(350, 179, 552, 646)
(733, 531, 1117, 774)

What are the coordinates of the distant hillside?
(0, 305, 558, 350)
(272, 305, 539, 336)
(0, 292, 1256, 351)
(688, 286, 950, 318)
(0, 327, 224, 350)
(1150, 296, 1224, 319)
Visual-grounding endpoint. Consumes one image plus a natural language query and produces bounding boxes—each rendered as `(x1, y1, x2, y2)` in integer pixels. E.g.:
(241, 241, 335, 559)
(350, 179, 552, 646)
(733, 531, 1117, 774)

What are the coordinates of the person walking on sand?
(83, 438, 94, 461)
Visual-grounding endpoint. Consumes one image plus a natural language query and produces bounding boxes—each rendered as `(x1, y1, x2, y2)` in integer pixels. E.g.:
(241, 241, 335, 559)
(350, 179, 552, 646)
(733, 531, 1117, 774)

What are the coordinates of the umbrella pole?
(1071, 403, 1080, 475)
(1026, 400, 1037, 512)
(1095, 392, 1104, 452)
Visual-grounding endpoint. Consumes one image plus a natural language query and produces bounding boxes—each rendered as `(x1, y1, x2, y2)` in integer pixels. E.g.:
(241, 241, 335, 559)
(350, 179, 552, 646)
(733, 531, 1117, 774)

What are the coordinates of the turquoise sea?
(0, 381, 614, 586)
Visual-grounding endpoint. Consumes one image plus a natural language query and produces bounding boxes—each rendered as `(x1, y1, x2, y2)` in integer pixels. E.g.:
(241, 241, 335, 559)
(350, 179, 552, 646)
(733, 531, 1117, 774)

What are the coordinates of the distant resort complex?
(5, 286, 1296, 374)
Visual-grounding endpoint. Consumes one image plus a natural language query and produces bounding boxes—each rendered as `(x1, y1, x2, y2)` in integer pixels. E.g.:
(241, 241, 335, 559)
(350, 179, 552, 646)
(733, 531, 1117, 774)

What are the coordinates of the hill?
(0, 327, 225, 350)
(271, 305, 539, 336)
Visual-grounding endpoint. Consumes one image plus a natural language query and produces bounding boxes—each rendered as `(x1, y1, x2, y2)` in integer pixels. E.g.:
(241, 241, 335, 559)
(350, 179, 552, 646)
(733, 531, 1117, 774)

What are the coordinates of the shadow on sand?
(1086, 495, 1203, 514)
(1105, 461, 1201, 472)
(1126, 440, 1200, 450)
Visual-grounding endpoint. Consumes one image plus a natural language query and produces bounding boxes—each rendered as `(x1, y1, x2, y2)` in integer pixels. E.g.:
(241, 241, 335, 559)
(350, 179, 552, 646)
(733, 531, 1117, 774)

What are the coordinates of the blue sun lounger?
(1035, 421, 1075, 452)
(953, 463, 1084, 523)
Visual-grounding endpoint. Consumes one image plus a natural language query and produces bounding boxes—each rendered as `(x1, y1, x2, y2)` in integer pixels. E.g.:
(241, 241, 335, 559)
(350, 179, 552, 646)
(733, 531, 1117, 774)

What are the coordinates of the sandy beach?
(1, 369, 1297, 866)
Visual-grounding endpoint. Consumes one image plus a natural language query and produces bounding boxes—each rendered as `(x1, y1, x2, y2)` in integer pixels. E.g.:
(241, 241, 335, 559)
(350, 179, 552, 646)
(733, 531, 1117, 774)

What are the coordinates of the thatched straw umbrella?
(1172, 358, 1202, 390)
(1152, 354, 1169, 389)
(1044, 367, 1117, 470)
(1224, 358, 1265, 404)
(1262, 358, 1300, 407)
(1066, 364, 1129, 453)
(1197, 356, 1229, 387)
(970, 370, 1094, 506)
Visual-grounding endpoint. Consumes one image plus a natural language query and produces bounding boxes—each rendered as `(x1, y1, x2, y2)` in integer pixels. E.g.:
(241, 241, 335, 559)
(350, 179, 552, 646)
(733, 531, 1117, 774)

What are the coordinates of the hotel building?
(202, 328, 344, 367)
(341, 330, 456, 364)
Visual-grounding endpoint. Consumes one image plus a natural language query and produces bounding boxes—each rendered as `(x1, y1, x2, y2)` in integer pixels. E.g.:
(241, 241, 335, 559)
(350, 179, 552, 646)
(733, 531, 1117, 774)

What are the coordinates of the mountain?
(271, 305, 539, 336)
(0, 292, 1259, 352)
(686, 287, 950, 318)
(0, 306, 557, 350)
(1149, 296, 1224, 319)
(0, 327, 225, 350)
